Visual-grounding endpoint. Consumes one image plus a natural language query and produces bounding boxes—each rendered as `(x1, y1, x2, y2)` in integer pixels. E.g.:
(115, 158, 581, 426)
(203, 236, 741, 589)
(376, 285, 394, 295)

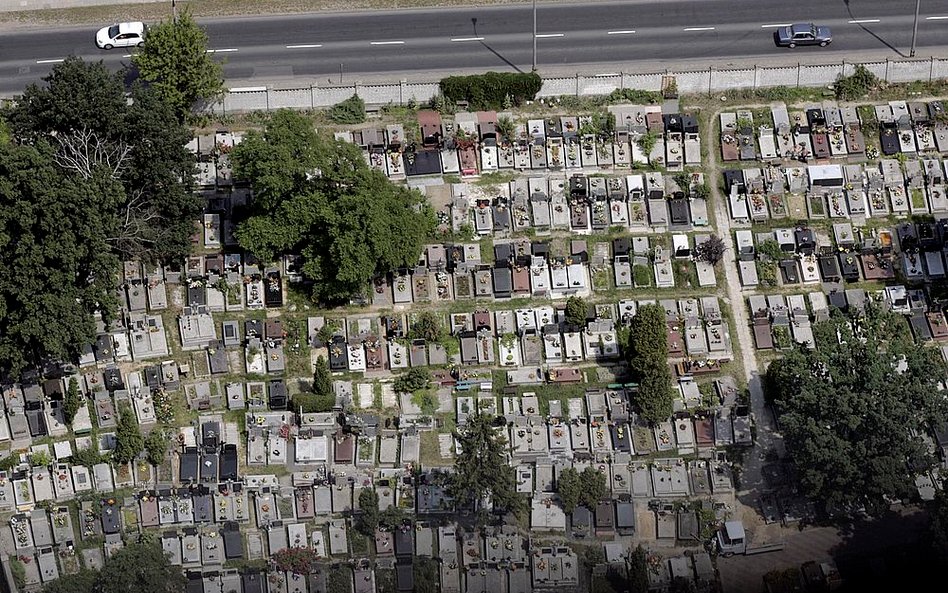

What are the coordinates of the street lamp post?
(911, 0, 921, 57)
(532, 0, 537, 71)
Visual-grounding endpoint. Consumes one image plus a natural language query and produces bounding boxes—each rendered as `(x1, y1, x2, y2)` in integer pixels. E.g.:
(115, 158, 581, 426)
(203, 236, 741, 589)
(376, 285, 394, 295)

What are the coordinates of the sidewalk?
(0, 0, 166, 12)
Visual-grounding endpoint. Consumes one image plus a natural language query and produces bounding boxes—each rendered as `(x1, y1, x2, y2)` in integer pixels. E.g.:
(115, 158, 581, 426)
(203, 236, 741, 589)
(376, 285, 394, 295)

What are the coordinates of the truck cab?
(717, 520, 746, 556)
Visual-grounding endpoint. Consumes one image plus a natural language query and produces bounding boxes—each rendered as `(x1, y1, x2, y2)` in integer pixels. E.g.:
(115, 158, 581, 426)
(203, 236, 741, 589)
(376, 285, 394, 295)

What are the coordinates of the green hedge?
(439, 71, 543, 110)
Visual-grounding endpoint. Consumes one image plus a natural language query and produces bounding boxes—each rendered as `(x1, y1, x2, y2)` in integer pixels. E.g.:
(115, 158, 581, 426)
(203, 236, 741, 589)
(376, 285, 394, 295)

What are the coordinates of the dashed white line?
(849, 19, 881, 24)
(606, 30, 637, 35)
(927, 16, 948, 20)
(761, 23, 791, 28)
(122, 54, 133, 58)
(535, 33, 565, 38)
(683, 27, 715, 31)
(451, 37, 484, 42)
(370, 40, 405, 45)
(206, 48, 238, 53)
(36, 58, 64, 64)
(286, 44, 323, 49)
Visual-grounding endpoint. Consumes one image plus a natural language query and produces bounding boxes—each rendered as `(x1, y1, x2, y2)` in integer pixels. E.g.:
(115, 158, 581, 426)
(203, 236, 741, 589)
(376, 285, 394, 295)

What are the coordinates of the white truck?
(717, 520, 785, 557)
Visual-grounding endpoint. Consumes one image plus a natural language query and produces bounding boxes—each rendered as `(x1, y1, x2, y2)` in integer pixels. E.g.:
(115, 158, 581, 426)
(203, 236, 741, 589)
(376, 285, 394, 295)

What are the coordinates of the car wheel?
(137, 41, 145, 47)
(819, 41, 828, 47)
(104, 43, 113, 50)
(788, 43, 796, 48)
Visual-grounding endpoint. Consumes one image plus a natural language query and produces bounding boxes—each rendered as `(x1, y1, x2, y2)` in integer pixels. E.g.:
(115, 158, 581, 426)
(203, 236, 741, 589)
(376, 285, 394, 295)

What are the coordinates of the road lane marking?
(451, 37, 484, 42)
(36, 58, 64, 64)
(761, 24, 791, 28)
(370, 40, 405, 45)
(206, 48, 238, 53)
(849, 19, 881, 24)
(607, 30, 637, 35)
(535, 33, 565, 38)
(286, 44, 323, 49)
(683, 27, 715, 31)
(122, 54, 133, 58)
(926, 16, 948, 20)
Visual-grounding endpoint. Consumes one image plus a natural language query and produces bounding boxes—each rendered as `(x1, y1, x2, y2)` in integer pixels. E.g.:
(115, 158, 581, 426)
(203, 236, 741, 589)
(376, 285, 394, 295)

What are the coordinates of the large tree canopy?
(0, 143, 118, 376)
(41, 542, 184, 593)
(0, 58, 202, 376)
(768, 306, 948, 516)
(132, 9, 224, 119)
(6, 57, 202, 262)
(451, 411, 523, 517)
(232, 109, 435, 303)
(628, 303, 674, 424)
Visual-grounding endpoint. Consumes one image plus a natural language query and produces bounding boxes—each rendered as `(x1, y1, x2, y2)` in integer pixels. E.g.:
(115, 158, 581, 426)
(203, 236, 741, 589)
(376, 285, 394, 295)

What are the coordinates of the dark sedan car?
(775, 23, 832, 48)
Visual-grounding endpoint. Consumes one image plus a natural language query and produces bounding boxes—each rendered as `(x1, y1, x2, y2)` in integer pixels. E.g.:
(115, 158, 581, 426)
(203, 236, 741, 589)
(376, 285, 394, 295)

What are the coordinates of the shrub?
(835, 64, 878, 101)
(292, 392, 336, 413)
(393, 368, 431, 394)
(328, 94, 366, 124)
(439, 72, 543, 110)
(271, 546, 319, 574)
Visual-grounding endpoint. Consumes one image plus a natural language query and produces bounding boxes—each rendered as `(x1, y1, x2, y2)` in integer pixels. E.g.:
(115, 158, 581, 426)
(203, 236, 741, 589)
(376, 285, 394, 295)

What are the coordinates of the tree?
(313, 355, 333, 396)
(356, 488, 380, 536)
(564, 296, 588, 328)
(144, 428, 167, 466)
(556, 467, 581, 514)
(393, 368, 431, 394)
(628, 304, 674, 424)
(768, 306, 948, 516)
(232, 110, 435, 303)
(931, 490, 948, 566)
(695, 233, 726, 264)
(413, 557, 440, 593)
(379, 505, 408, 529)
(628, 545, 650, 593)
(451, 411, 524, 516)
(97, 541, 185, 593)
(41, 568, 97, 593)
(0, 142, 118, 376)
(132, 9, 224, 119)
(113, 405, 145, 465)
(409, 311, 444, 342)
(579, 466, 607, 509)
(6, 58, 202, 262)
(63, 377, 84, 424)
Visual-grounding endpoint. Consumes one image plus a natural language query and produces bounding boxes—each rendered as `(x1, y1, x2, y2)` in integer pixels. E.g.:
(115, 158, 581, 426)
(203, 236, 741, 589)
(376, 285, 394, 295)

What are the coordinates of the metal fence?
(211, 57, 948, 115)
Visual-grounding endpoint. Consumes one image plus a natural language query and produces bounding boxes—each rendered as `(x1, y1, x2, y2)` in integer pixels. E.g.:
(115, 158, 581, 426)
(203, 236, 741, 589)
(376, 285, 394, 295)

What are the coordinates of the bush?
(439, 71, 543, 110)
(292, 392, 336, 413)
(271, 546, 319, 575)
(327, 94, 366, 124)
(835, 64, 879, 101)
(393, 368, 431, 394)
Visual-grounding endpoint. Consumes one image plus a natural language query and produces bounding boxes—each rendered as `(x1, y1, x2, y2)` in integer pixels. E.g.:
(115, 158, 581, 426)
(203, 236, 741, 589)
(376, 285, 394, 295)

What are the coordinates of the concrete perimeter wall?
(211, 58, 948, 114)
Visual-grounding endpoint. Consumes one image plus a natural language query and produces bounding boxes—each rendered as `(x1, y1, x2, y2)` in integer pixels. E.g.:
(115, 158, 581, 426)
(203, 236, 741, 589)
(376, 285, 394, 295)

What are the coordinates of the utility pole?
(172, 0, 177, 22)
(911, 0, 921, 57)
(532, 0, 537, 71)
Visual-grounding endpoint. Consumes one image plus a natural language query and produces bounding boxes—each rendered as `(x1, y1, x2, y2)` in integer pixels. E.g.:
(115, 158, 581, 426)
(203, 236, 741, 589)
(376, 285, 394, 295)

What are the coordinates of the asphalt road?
(2, 0, 948, 95)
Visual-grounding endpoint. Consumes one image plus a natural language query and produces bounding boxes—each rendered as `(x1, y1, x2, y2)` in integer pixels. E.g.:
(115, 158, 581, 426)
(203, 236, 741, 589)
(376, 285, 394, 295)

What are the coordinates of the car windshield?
(108, 25, 119, 38)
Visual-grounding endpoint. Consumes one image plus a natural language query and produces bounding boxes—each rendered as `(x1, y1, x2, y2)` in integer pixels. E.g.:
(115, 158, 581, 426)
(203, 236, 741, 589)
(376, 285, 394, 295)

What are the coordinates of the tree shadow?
(843, 0, 907, 57)
(828, 507, 937, 592)
(472, 18, 524, 74)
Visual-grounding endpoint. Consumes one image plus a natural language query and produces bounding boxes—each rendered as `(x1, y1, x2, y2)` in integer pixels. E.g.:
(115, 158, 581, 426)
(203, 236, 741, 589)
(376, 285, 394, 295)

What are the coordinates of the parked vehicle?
(775, 23, 832, 48)
(717, 520, 785, 556)
(95, 22, 146, 49)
